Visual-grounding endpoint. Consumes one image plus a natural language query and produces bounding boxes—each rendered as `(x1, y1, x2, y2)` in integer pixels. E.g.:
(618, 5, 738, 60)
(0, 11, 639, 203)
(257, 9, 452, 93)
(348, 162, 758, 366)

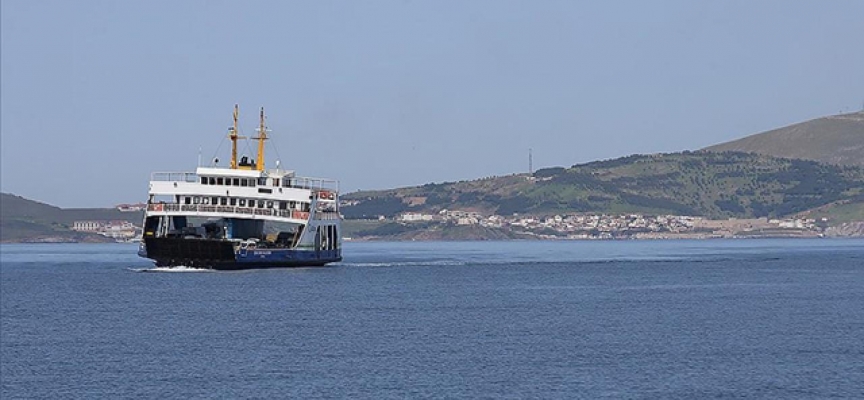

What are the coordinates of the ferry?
(137, 105, 342, 269)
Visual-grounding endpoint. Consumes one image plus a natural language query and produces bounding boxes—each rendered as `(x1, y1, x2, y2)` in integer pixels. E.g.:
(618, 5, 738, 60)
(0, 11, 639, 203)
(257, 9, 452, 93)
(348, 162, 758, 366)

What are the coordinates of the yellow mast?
(254, 107, 268, 171)
(229, 104, 240, 169)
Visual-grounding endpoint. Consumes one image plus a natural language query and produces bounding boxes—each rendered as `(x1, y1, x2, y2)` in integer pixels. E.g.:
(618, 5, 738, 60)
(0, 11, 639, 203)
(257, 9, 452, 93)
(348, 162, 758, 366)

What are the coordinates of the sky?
(2, 0, 863, 208)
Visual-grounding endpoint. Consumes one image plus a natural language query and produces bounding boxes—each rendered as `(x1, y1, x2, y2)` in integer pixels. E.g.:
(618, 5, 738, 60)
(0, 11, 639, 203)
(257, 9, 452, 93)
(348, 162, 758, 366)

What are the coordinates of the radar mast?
(228, 104, 244, 169)
(253, 107, 268, 171)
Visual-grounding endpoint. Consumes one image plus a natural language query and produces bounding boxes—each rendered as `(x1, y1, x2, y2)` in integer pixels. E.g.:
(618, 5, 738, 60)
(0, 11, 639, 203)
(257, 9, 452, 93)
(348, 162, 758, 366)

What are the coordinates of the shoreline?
(4, 236, 863, 245)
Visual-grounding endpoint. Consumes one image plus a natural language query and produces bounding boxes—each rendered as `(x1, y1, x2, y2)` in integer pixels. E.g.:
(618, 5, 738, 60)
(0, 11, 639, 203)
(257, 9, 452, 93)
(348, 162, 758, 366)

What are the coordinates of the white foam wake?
(128, 266, 214, 273)
(337, 260, 467, 268)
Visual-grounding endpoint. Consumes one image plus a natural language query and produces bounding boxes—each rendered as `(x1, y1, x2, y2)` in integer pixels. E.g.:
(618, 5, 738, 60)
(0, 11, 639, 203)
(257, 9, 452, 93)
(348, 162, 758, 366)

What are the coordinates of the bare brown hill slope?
(704, 111, 864, 167)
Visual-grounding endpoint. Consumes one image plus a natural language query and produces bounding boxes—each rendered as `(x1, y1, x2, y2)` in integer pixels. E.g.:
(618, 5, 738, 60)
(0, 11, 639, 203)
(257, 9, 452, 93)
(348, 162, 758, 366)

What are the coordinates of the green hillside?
(0, 193, 64, 223)
(342, 151, 864, 220)
(0, 193, 143, 242)
(705, 111, 864, 167)
(1, 193, 143, 225)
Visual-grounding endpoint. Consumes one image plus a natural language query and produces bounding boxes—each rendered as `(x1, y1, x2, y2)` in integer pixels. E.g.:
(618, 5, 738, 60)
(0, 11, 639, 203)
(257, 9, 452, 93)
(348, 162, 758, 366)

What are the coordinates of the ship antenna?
(254, 107, 268, 171)
(229, 104, 240, 169)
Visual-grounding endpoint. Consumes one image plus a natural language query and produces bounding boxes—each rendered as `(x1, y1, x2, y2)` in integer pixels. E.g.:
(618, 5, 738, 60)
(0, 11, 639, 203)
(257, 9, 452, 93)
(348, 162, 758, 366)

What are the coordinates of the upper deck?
(150, 166, 337, 196)
(146, 167, 340, 223)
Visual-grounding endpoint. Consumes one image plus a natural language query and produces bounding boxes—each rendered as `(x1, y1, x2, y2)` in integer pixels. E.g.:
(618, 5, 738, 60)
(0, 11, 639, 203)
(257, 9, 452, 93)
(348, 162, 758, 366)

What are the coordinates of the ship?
(137, 105, 342, 269)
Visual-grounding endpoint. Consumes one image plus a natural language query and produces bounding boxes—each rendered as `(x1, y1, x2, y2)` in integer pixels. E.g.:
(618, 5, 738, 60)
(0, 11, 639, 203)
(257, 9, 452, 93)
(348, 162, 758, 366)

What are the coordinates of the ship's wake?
(128, 266, 214, 273)
(337, 260, 468, 268)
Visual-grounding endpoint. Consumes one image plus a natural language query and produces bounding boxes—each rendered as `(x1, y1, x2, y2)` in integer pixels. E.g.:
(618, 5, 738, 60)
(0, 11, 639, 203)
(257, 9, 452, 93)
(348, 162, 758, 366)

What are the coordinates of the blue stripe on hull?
(236, 248, 342, 264)
(223, 249, 341, 269)
(140, 244, 341, 270)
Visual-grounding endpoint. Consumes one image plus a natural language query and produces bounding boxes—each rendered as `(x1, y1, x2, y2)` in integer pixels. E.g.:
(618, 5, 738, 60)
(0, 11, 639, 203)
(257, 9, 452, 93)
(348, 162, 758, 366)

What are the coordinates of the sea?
(1, 239, 863, 399)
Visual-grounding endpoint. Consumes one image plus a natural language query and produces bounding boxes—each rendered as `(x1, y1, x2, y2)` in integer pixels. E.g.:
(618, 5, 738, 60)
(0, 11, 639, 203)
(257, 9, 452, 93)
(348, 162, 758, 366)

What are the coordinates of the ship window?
(202, 197, 210, 205)
(258, 177, 267, 186)
(233, 178, 239, 186)
(185, 197, 191, 205)
(201, 177, 207, 185)
(266, 201, 273, 208)
(289, 201, 297, 209)
(209, 177, 216, 185)
(239, 199, 246, 207)
(302, 202, 310, 212)
(249, 179, 256, 187)
(279, 201, 287, 210)
(217, 177, 224, 185)
(272, 178, 279, 187)
(241, 179, 248, 187)
(230, 198, 237, 206)
(220, 197, 227, 206)
(211, 197, 219, 205)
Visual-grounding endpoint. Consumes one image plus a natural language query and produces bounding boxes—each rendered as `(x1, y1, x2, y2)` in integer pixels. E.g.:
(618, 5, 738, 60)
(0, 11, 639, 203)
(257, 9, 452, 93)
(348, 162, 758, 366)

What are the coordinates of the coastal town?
(62, 206, 827, 242)
(66, 207, 827, 243)
(3, 194, 849, 244)
(381, 209, 826, 239)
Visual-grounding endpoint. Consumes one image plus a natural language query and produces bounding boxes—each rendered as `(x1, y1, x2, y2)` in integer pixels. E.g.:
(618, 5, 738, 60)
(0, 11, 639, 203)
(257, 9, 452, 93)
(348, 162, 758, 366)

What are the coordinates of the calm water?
(2, 240, 863, 398)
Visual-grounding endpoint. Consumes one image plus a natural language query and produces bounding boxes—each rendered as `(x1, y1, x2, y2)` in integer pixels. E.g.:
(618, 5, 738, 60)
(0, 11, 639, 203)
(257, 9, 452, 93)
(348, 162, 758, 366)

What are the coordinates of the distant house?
(399, 212, 434, 222)
(72, 220, 140, 241)
(73, 221, 102, 232)
(116, 203, 146, 212)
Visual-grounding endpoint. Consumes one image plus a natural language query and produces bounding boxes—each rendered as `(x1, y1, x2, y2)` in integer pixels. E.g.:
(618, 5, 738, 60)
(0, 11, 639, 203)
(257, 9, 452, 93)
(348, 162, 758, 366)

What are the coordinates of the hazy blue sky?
(2, 0, 863, 207)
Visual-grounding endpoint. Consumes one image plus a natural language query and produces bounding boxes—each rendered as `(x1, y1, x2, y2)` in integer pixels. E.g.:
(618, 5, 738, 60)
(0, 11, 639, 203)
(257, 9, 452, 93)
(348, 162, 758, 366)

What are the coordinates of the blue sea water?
(1, 239, 863, 399)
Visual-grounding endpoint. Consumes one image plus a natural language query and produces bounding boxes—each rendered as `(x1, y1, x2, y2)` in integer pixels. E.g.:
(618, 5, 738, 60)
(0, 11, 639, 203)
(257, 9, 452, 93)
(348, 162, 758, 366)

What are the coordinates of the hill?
(342, 151, 864, 220)
(0, 193, 143, 242)
(704, 111, 864, 167)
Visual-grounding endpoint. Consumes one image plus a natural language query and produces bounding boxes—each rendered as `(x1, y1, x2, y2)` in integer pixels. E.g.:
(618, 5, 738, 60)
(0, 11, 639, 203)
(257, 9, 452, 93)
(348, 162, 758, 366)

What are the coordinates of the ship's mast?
(229, 104, 240, 169)
(254, 107, 268, 171)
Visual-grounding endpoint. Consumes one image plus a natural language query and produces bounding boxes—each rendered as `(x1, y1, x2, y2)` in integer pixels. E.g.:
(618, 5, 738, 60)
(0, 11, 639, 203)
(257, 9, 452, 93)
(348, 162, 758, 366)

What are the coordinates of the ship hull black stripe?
(141, 237, 341, 270)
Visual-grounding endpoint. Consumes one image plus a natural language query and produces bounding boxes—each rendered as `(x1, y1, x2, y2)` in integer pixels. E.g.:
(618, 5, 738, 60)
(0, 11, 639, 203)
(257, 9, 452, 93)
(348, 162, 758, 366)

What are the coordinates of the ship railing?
(284, 177, 339, 192)
(315, 212, 341, 220)
(151, 172, 198, 182)
(148, 172, 338, 192)
(147, 203, 311, 221)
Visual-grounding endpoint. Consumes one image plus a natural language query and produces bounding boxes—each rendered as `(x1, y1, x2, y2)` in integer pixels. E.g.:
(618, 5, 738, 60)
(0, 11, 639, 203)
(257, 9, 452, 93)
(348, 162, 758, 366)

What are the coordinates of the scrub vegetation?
(342, 151, 864, 220)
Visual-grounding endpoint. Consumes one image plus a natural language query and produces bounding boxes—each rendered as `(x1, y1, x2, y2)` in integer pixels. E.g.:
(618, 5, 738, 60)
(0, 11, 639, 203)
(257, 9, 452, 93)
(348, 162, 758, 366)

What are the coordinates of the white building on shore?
(72, 220, 140, 241)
